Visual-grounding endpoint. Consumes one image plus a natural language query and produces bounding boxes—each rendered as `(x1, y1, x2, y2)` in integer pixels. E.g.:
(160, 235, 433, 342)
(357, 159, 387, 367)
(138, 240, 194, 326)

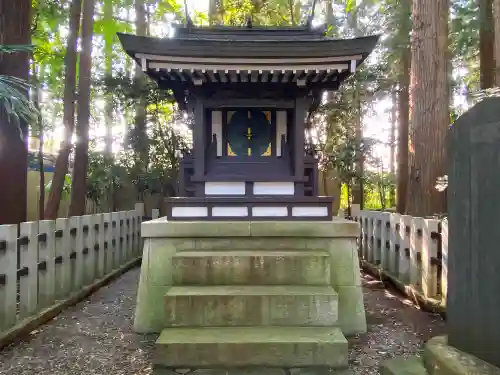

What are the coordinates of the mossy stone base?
(164, 285, 338, 327)
(379, 336, 500, 375)
(134, 220, 366, 337)
(424, 336, 500, 375)
(380, 357, 427, 375)
(154, 326, 348, 367)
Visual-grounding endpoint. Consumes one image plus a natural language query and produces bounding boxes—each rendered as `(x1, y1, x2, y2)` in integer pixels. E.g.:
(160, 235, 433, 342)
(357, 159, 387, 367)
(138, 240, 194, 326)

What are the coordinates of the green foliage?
(86, 150, 128, 204)
(28, 0, 484, 212)
(44, 173, 72, 200)
(0, 43, 40, 135)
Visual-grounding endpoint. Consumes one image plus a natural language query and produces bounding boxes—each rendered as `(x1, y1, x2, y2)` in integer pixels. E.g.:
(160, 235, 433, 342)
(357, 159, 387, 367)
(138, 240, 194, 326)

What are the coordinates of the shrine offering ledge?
(163, 196, 334, 221)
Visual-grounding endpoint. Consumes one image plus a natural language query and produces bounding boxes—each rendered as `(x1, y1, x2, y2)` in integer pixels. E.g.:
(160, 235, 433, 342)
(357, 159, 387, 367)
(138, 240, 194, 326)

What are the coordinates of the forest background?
(0, 0, 496, 225)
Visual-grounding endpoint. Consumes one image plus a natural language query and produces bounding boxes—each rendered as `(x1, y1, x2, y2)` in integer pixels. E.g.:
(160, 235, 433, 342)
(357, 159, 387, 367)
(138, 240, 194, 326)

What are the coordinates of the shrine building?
(118, 24, 378, 221)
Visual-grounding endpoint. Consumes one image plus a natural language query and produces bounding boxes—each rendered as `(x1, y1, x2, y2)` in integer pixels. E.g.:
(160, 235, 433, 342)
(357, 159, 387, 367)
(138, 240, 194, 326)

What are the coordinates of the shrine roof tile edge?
(116, 32, 380, 59)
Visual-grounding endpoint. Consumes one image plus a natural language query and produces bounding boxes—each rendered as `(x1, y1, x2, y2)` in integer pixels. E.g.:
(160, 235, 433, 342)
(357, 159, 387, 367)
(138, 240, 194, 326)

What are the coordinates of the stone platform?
(380, 336, 500, 375)
(136, 219, 365, 370)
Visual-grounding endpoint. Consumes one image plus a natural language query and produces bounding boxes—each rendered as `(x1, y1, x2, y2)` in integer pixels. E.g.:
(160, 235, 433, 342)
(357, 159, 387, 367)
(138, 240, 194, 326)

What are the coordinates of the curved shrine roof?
(117, 27, 379, 59)
(117, 25, 379, 109)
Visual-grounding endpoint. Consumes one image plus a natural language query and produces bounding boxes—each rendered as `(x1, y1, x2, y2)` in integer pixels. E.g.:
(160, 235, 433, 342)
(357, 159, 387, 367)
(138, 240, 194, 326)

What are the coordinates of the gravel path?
(0, 268, 446, 375)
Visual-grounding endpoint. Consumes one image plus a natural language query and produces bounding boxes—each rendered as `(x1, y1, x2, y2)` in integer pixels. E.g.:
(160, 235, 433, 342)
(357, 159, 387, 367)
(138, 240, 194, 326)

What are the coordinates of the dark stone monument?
(447, 97, 500, 367)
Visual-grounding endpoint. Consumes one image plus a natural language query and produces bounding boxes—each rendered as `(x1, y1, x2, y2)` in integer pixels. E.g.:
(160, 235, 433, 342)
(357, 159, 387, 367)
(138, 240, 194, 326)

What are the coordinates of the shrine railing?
(0, 203, 159, 348)
(348, 209, 448, 313)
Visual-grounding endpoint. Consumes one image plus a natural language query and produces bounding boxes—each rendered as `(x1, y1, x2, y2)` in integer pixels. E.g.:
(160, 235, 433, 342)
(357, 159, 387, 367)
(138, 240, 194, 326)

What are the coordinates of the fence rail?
(0, 203, 147, 337)
(351, 210, 448, 309)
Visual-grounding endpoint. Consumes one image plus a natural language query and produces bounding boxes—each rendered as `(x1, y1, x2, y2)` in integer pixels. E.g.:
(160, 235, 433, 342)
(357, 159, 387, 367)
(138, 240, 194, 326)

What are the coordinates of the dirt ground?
(0, 268, 446, 375)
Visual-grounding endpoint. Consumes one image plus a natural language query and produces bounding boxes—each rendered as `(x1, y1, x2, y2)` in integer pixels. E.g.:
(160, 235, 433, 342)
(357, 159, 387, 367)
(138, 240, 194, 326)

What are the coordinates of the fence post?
(19, 222, 39, 319)
(362, 213, 369, 261)
(127, 211, 134, 260)
(379, 212, 391, 270)
(351, 204, 360, 218)
(111, 212, 121, 269)
(94, 214, 105, 278)
(37, 220, 56, 309)
(135, 203, 143, 256)
(55, 218, 71, 299)
(357, 213, 363, 258)
(398, 215, 412, 284)
(135, 202, 145, 218)
(0, 225, 18, 330)
(70, 216, 84, 292)
(374, 215, 383, 265)
(366, 212, 374, 263)
(103, 213, 113, 274)
(389, 213, 401, 276)
(410, 217, 424, 291)
(82, 215, 96, 284)
(441, 219, 448, 306)
(422, 219, 439, 299)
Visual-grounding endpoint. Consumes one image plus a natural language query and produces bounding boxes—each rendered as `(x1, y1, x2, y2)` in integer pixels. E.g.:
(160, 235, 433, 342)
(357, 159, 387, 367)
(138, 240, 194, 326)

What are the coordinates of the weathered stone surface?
(142, 221, 252, 238)
(325, 239, 360, 287)
(380, 357, 427, 375)
(424, 336, 500, 375)
(249, 220, 359, 238)
(135, 219, 366, 337)
(142, 220, 359, 239)
(164, 285, 338, 327)
(335, 285, 367, 336)
(192, 238, 313, 251)
(154, 326, 348, 368)
(191, 368, 287, 375)
(289, 367, 353, 375)
(151, 368, 179, 375)
(171, 250, 331, 286)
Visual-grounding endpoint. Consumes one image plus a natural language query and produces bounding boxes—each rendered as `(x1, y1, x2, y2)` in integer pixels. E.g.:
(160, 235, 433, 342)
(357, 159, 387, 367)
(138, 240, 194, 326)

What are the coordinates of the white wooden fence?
(351, 210, 448, 308)
(0, 203, 148, 336)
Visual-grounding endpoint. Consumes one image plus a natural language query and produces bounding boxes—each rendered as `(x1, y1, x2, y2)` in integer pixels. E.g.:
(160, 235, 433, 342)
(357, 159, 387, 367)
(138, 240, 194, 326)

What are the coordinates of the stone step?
(380, 357, 428, 375)
(164, 285, 338, 327)
(171, 250, 331, 286)
(154, 326, 348, 368)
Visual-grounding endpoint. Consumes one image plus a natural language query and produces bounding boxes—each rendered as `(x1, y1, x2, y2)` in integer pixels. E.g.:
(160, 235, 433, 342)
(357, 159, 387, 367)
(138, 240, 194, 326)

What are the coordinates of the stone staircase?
(153, 249, 349, 369)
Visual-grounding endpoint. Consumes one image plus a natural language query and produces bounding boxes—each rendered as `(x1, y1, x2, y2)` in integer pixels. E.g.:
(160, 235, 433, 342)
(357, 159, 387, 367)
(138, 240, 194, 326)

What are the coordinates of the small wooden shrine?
(118, 24, 378, 221)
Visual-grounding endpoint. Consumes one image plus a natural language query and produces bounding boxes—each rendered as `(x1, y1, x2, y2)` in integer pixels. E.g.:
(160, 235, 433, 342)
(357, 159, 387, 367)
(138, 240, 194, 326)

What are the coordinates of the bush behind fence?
(0, 203, 149, 337)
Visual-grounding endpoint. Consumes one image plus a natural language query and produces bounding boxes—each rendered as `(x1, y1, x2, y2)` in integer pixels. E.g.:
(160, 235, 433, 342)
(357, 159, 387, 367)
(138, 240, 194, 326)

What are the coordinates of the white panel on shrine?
(211, 111, 223, 156)
(212, 206, 248, 217)
(253, 182, 294, 195)
(252, 206, 288, 217)
(276, 111, 287, 157)
(292, 206, 328, 217)
(171, 206, 208, 218)
(205, 182, 246, 195)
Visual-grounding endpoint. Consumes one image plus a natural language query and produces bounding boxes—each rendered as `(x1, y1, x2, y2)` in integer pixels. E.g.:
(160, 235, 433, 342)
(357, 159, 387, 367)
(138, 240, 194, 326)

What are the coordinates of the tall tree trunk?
(480, 0, 495, 89)
(104, 0, 113, 156)
(103, 0, 114, 212)
(209, 0, 217, 25)
(33, 63, 45, 220)
(69, 0, 95, 216)
(348, 7, 364, 209)
(44, 0, 82, 219)
(0, 0, 31, 225)
(406, 0, 449, 216)
(389, 88, 397, 208)
(494, 0, 500, 83)
(134, 0, 148, 172)
(396, 0, 411, 214)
